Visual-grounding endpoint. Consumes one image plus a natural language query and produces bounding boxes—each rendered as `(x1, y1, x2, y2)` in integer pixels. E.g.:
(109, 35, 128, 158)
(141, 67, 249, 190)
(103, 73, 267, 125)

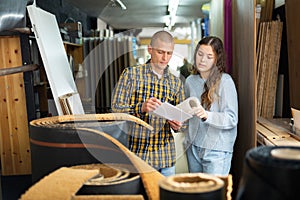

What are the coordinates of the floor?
(0, 174, 32, 200)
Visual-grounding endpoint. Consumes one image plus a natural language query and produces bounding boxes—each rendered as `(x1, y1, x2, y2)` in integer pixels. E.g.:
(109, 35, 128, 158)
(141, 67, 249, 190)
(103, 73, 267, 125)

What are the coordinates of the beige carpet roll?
(159, 173, 225, 200)
(20, 167, 98, 200)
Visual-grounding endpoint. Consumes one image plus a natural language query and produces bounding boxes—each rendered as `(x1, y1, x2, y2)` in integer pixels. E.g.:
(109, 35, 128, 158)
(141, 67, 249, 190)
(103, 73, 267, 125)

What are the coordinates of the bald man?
(112, 30, 185, 176)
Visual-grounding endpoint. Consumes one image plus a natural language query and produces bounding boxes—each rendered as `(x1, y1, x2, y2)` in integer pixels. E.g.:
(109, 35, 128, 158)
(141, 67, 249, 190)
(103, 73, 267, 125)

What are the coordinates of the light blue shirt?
(184, 73, 238, 152)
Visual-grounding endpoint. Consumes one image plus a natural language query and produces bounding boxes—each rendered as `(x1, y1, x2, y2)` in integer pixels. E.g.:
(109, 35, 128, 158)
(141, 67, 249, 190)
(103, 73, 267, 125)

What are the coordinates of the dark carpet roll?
(29, 113, 153, 182)
(237, 146, 300, 200)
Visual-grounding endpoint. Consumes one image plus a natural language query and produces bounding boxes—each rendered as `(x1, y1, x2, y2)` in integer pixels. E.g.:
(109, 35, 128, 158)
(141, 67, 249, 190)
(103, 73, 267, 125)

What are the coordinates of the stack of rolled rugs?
(22, 113, 233, 199)
(20, 165, 232, 200)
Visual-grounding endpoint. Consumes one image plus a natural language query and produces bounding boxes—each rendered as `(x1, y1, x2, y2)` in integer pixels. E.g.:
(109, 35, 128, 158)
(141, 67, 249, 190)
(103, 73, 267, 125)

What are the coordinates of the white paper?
(151, 102, 192, 123)
(176, 97, 201, 113)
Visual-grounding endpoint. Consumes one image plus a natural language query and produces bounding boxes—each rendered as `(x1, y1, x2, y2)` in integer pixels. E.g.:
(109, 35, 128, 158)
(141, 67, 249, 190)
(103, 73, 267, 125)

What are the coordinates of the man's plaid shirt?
(111, 62, 185, 169)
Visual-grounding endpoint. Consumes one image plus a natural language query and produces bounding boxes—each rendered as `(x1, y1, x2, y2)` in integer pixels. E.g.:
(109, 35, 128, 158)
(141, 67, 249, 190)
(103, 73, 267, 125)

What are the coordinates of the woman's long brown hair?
(191, 36, 226, 110)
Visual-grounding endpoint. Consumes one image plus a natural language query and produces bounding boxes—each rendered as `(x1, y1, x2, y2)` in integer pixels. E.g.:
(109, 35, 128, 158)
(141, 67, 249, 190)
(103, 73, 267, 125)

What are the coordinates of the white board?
(27, 5, 84, 115)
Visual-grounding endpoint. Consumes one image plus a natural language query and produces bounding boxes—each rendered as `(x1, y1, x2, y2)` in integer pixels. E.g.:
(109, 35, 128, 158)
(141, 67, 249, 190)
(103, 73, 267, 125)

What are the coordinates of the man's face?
(148, 39, 174, 73)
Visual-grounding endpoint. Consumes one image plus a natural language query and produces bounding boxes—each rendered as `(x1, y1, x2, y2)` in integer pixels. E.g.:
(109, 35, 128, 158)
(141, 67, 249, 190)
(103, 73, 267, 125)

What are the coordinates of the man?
(111, 30, 185, 176)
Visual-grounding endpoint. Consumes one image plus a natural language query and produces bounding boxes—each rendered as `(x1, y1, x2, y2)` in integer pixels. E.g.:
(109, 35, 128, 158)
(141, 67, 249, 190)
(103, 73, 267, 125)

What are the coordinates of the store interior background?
(1, 0, 296, 199)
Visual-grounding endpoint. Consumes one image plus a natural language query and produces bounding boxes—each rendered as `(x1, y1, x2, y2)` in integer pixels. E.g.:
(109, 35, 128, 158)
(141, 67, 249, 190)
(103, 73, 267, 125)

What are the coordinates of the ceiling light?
(168, 0, 179, 16)
(166, 0, 179, 30)
(110, 0, 127, 10)
(115, 0, 127, 10)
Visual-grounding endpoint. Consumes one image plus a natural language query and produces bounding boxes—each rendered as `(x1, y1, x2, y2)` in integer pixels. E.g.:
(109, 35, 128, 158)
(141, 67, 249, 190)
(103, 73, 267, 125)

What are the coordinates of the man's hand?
(141, 97, 162, 113)
(168, 120, 182, 132)
(189, 105, 208, 121)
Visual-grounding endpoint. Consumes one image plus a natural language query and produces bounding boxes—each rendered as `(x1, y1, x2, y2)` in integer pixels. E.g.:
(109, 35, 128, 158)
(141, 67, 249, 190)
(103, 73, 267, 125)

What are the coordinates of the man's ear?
(147, 45, 152, 54)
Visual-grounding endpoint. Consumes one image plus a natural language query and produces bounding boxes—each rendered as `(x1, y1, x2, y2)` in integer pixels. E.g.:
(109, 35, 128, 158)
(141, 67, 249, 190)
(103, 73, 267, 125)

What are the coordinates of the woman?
(184, 36, 238, 176)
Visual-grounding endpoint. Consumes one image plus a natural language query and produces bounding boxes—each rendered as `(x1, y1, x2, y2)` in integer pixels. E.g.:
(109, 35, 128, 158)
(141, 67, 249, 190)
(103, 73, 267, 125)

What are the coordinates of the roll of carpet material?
(29, 114, 164, 199)
(29, 113, 153, 182)
(30, 113, 153, 149)
(159, 173, 225, 200)
(20, 166, 145, 200)
(236, 146, 300, 200)
(71, 164, 145, 196)
(71, 195, 144, 200)
(30, 116, 129, 146)
(20, 167, 99, 200)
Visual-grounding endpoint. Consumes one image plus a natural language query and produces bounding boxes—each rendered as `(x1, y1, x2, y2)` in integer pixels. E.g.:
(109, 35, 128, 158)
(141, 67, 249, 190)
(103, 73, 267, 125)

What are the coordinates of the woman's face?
(195, 44, 216, 79)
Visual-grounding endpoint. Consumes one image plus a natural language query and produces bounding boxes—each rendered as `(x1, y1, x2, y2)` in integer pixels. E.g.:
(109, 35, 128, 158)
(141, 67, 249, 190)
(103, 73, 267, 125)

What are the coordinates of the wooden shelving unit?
(63, 41, 83, 77)
(0, 36, 31, 175)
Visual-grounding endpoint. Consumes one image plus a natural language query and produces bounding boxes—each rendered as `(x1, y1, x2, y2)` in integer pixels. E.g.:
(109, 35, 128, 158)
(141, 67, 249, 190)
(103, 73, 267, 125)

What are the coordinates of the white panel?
(27, 5, 84, 115)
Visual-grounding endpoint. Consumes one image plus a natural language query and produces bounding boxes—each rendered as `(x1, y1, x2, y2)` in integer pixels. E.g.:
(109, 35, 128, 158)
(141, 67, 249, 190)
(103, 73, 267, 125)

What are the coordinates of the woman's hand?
(189, 105, 208, 121)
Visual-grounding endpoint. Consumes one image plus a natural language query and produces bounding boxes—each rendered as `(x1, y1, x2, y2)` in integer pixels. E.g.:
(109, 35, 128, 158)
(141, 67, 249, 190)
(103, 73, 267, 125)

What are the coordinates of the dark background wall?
(273, 5, 291, 118)
(36, 0, 97, 36)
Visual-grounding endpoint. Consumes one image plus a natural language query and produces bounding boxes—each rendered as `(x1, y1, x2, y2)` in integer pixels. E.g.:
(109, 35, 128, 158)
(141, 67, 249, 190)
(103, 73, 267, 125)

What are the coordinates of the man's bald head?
(150, 30, 174, 48)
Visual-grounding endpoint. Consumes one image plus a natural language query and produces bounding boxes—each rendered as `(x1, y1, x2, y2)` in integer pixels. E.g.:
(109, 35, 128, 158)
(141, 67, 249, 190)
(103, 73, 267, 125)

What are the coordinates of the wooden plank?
(263, 137, 275, 146)
(257, 127, 300, 147)
(258, 22, 271, 117)
(256, 123, 280, 139)
(257, 132, 267, 145)
(267, 20, 277, 117)
(257, 117, 291, 137)
(256, 22, 262, 70)
(256, 22, 267, 117)
(271, 137, 300, 146)
(0, 36, 31, 175)
(262, 22, 275, 118)
(256, 117, 300, 147)
(256, 20, 283, 118)
(256, 22, 263, 116)
(266, 21, 283, 118)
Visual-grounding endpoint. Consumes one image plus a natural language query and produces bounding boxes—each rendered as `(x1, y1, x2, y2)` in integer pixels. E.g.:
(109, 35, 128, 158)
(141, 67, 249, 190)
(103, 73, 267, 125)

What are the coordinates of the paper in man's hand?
(150, 97, 201, 123)
(150, 102, 192, 123)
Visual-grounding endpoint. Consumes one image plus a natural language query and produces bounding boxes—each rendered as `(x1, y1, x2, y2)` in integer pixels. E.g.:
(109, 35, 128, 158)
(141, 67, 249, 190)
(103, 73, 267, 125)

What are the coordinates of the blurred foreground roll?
(237, 146, 300, 200)
(159, 173, 225, 200)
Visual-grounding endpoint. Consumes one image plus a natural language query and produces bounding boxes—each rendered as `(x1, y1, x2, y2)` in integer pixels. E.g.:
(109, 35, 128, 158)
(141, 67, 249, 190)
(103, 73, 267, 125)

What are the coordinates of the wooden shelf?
(63, 41, 83, 74)
(256, 117, 300, 146)
(63, 41, 82, 47)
